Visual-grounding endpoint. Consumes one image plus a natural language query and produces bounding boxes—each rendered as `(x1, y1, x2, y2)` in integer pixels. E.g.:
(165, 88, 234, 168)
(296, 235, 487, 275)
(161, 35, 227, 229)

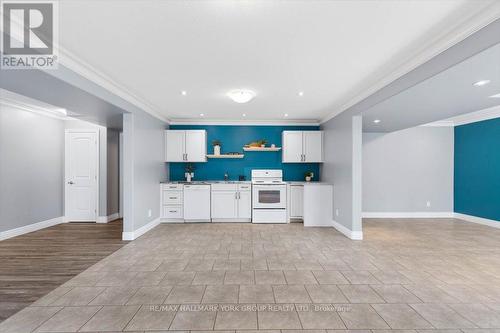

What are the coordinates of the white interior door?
(303, 131, 323, 162)
(65, 131, 98, 221)
(282, 131, 303, 162)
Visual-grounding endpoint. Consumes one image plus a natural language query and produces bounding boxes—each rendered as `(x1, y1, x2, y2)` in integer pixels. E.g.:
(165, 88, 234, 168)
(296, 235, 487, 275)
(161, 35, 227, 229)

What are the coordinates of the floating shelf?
(243, 147, 282, 152)
(206, 154, 245, 159)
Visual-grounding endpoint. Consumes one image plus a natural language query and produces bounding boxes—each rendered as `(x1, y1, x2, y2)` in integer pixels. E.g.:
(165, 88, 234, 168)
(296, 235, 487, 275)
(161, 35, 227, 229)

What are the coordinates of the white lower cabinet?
(290, 185, 304, 219)
(160, 184, 184, 222)
(211, 191, 238, 219)
(211, 183, 251, 222)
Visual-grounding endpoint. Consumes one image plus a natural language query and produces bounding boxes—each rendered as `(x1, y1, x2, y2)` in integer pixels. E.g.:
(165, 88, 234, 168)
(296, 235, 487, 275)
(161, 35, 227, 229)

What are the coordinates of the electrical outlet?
(335, 209, 339, 217)
(426, 201, 431, 208)
(148, 209, 152, 217)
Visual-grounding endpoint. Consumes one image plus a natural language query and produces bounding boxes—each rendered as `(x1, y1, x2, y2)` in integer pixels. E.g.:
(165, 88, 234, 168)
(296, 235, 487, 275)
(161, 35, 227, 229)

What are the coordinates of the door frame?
(64, 129, 100, 222)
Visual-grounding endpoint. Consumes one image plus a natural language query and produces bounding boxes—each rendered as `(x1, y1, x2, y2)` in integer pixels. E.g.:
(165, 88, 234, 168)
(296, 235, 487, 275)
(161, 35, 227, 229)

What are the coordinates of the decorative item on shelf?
(212, 140, 222, 156)
(245, 139, 267, 148)
(305, 171, 314, 182)
(239, 175, 246, 181)
(271, 144, 276, 148)
(185, 163, 195, 182)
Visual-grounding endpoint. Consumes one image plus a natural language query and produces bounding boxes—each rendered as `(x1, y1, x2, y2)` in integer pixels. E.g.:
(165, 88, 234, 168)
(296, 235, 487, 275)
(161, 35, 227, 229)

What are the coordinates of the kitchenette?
(160, 125, 333, 226)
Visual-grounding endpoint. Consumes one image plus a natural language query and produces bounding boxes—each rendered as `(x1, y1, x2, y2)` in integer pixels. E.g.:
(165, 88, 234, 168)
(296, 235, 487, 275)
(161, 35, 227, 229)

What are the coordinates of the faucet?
(224, 172, 229, 181)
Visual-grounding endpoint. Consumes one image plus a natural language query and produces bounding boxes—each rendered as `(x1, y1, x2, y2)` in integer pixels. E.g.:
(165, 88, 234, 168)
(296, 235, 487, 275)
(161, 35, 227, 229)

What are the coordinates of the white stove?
(251, 170, 287, 223)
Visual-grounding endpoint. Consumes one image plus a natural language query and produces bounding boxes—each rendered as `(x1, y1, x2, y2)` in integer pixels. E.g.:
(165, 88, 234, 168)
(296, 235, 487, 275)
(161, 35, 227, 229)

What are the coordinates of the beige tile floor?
(1, 218, 500, 333)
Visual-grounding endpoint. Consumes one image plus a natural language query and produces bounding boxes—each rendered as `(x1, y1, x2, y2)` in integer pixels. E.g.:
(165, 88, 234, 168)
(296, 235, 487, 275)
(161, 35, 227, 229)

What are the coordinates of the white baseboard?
(0, 216, 64, 241)
(122, 217, 160, 241)
(331, 220, 363, 240)
(97, 213, 120, 223)
(454, 213, 500, 229)
(362, 212, 454, 218)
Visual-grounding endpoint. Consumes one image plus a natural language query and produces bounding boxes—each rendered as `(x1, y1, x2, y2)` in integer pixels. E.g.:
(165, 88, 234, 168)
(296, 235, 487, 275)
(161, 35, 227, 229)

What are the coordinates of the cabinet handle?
(169, 210, 177, 213)
(185, 153, 188, 161)
(238, 192, 241, 199)
(303, 154, 306, 162)
(169, 186, 177, 189)
(169, 197, 177, 199)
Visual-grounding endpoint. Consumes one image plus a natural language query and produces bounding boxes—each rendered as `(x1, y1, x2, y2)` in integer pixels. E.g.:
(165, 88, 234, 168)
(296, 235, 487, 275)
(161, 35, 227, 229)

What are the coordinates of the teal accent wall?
(454, 117, 500, 221)
(169, 125, 320, 181)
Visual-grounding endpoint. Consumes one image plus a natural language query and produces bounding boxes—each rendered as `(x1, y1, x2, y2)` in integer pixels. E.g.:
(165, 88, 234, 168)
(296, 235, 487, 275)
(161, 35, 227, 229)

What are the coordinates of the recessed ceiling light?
(227, 89, 256, 103)
(284, 113, 289, 117)
(199, 113, 204, 117)
(298, 91, 304, 96)
(473, 80, 490, 87)
(181, 90, 187, 95)
(489, 93, 500, 98)
(373, 119, 381, 124)
(242, 113, 246, 117)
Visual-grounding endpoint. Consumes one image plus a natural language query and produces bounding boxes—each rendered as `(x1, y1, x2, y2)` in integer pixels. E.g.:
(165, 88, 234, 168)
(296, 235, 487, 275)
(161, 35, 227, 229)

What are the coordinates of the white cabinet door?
(237, 191, 252, 219)
(303, 131, 323, 162)
(282, 131, 303, 163)
(165, 130, 185, 162)
(185, 130, 207, 162)
(290, 185, 304, 218)
(211, 191, 238, 219)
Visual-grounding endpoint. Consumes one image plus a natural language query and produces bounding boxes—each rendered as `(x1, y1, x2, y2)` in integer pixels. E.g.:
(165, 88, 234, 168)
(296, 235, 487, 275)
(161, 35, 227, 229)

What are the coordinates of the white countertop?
(288, 181, 333, 185)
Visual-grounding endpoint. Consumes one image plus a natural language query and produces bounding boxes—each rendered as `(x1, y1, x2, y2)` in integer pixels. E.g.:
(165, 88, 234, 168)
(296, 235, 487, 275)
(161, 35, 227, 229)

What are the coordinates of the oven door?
(252, 184, 287, 209)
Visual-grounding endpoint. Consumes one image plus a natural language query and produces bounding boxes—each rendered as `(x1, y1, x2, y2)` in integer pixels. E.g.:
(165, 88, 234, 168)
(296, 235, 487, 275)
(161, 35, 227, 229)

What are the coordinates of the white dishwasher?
(183, 184, 211, 222)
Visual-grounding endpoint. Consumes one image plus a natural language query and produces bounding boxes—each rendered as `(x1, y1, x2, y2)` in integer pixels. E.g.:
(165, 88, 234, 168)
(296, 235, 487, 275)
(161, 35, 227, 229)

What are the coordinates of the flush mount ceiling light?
(489, 93, 500, 98)
(284, 113, 289, 117)
(373, 119, 381, 124)
(298, 91, 304, 96)
(181, 90, 187, 96)
(199, 113, 204, 117)
(473, 80, 490, 87)
(227, 89, 256, 103)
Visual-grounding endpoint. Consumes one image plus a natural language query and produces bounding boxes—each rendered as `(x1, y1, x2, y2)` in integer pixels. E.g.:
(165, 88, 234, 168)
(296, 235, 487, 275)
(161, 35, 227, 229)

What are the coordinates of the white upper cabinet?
(282, 131, 323, 163)
(165, 130, 185, 162)
(303, 131, 323, 162)
(185, 130, 207, 162)
(282, 131, 303, 163)
(165, 130, 207, 162)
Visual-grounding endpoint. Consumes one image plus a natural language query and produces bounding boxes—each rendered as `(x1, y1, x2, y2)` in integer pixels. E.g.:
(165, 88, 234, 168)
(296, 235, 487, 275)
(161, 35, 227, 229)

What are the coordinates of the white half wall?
(363, 126, 454, 216)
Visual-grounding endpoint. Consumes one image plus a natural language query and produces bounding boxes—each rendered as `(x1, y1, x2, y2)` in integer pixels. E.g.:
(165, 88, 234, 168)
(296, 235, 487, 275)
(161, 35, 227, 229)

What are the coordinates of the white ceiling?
(362, 42, 500, 132)
(57, 0, 494, 122)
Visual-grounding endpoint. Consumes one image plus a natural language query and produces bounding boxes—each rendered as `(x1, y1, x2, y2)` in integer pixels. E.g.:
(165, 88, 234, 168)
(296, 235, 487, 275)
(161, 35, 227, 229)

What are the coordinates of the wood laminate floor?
(0, 219, 127, 322)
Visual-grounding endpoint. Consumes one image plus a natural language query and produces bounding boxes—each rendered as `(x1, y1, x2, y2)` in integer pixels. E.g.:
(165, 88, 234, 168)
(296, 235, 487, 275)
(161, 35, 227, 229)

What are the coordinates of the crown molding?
(44, 46, 171, 124)
(420, 121, 455, 127)
(169, 119, 320, 126)
(451, 105, 500, 126)
(320, 1, 500, 124)
(0, 89, 67, 120)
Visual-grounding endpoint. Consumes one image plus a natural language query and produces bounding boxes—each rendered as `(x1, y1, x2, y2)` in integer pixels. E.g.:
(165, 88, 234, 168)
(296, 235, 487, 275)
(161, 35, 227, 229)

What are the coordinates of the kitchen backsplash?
(168, 125, 320, 181)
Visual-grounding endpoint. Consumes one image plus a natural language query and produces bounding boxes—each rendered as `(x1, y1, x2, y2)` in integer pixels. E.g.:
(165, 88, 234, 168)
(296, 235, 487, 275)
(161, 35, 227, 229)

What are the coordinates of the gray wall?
(107, 129, 120, 216)
(0, 103, 64, 232)
(123, 111, 168, 234)
(363, 126, 454, 213)
(320, 114, 363, 234)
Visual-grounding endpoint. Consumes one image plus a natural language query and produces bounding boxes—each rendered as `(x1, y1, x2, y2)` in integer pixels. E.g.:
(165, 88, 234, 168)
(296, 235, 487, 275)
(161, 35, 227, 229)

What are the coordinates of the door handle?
(67, 181, 74, 185)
